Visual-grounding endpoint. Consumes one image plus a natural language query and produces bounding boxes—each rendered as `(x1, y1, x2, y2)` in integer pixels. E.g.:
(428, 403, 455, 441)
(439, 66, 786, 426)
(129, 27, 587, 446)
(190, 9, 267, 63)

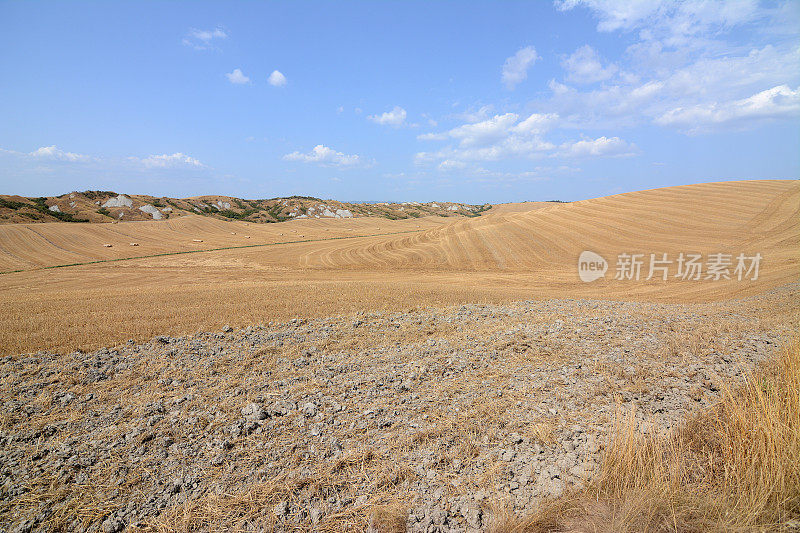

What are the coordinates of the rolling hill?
(0, 190, 490, 224)
(0, 179, 797, 355)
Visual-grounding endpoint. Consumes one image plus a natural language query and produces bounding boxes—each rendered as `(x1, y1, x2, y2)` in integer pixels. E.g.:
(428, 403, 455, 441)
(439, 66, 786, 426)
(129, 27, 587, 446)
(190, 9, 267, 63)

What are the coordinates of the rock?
(0, 289, 787, 532)
(689, 384, 704, 401)
(102, 515, 125, 533)
(274, 500, 289, 518)
(241, 403, 267, 420)
(267, 401, 296, 416)
(10, 519, 35, 533)
(222, 325, 233, 333)
(301, 402, 318, 418)
(59, 393, 76, 407)
(568, 463, 587, 480)
(545, 476, 564, 498)
(429, 507, 447, 525)
(461, 502, 482, 529)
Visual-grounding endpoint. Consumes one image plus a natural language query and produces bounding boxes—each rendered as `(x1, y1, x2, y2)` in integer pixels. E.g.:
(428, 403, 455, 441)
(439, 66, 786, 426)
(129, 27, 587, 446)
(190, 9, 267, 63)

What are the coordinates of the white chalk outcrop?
(138, 204, 163, 220)
(102, 195, 133, 208)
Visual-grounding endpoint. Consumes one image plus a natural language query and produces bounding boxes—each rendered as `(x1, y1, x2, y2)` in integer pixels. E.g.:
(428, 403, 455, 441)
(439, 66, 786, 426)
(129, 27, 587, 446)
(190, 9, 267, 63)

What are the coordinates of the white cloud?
(415, 138, 556, 164)
(283, 145, 363, 167)
(418, 112, 558, 147)
(513, 113, 560, 135)
(419, 113, 519, 145)
(29, 145, 91, 162)
(557, 136, 637, 157)
(4, 146, 205, 168)
(416, 112, 563, 163)
(431, 163, 581, 184)
(416, 109, 636, 165)
(555, 0, 662, 32)
(656, 84, 800, 132)
(502, 46, 539, 90)
(1, 146, 215, 187)
(140, 153, 204, 168)
(268, 70, 287, 87)
(546, 43, 800, 132)
(183, 27, 228, 50)
(455, 105, 495, 123)
(368, 106, 407, 127)
(437, 159, 468, 171)
(563, 45, 618, 84)
(550, 0, 797, 129)
(421, 113, 438, 127)
(555, 0, 762, 44)
(226, 68, 250, 85)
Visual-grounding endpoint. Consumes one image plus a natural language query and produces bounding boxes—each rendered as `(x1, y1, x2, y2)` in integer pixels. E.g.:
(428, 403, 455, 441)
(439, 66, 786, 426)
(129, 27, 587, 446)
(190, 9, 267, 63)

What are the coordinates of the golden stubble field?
(0, 179, 797, 356)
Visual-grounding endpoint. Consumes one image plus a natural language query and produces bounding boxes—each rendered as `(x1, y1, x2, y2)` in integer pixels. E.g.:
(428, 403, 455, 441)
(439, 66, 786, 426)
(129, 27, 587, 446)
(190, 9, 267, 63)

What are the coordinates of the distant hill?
(0, 191, 492, 224)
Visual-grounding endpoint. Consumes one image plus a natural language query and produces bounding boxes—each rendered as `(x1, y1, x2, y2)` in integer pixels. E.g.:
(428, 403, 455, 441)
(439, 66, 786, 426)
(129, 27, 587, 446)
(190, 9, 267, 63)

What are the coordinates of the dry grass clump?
(494, 341, 800, 532)
(145, 447, 411, 532)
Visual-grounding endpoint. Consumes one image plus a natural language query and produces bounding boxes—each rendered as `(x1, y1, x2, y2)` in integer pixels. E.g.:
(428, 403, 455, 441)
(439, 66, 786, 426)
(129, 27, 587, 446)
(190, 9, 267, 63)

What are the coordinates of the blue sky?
(1, 0, 798, 203)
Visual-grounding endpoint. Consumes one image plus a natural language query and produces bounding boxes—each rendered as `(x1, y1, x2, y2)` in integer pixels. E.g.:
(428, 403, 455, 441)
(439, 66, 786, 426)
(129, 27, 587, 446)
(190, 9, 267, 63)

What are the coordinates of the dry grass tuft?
(368, 501, 409, 533)
(499, 341, 800, 532)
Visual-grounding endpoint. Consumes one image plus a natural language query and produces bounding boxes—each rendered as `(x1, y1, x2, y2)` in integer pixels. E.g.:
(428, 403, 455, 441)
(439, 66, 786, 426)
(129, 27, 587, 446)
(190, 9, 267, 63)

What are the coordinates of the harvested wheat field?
(0, 179, 797, 356)
(1, 179, 799, 532)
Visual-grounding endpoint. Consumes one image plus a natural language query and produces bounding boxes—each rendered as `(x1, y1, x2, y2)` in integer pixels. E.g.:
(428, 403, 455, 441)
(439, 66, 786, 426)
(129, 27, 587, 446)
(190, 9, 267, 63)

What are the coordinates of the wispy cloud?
(416, 112, 565, 164)
(137, 153, 204, 168)
(1, 145, 94, 162)
(283, 145, 365, 167)
(226, 68, 250, 85)
(557, 136, 637, 157)
(502, 46, 539, 90)
(656, 84, 800, 133)
(368, 106, 408, 127)
(29, 145, 92, 162)
(542, 0, 800, 135)
(555, 0, 763, 44)
(182, 27, 228, 50)
(562, 45, 618, 84)
(1, 145, 208, 177)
